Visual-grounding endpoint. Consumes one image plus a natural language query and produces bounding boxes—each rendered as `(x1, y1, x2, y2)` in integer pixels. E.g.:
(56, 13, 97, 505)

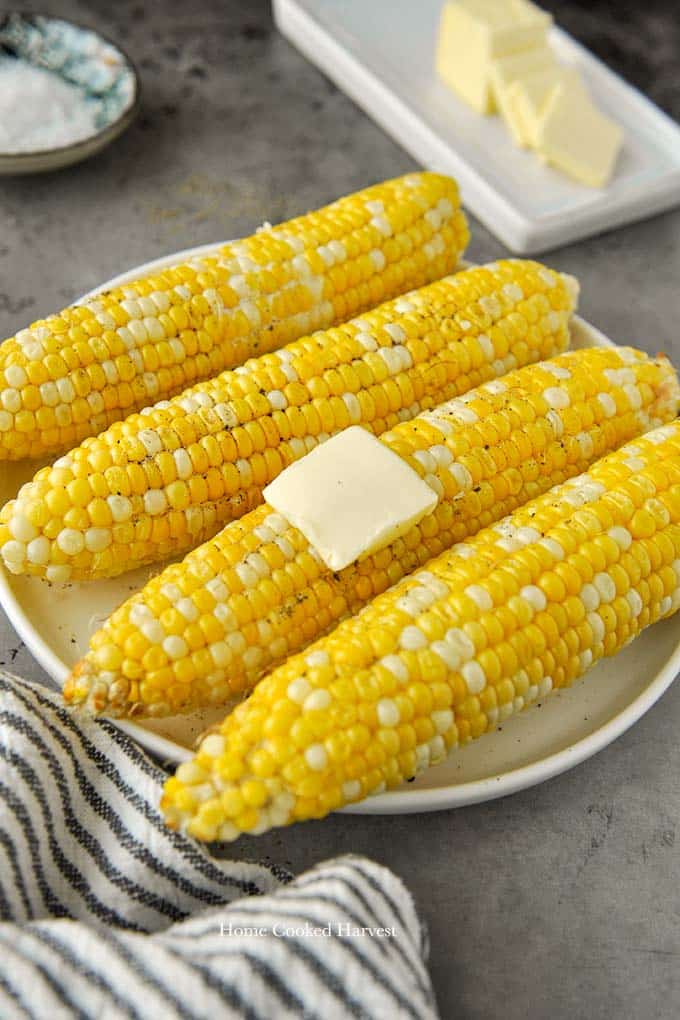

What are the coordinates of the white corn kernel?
(608, 526, 632, 551)
(461, 661, 486, 694)
(130, 604, 152, 625)
(201, 734, 227, 758)
(379, 655, 409, 682)
(594, 572, 616, 603)
(210, 642, 233, 668)
(377, 698, 400, 727)
(176, 598, 199, 621)
(144, 490, 168, 516)
(141, 620, 164, 644)
(520, 585, 547, 612)
(464, 584, 493, 611)
(428, 735, 447, 764)
(243, 647, 263, 670)
(597, 392, 617, 417)
(4, 365, 27, 388)
(9, 516, 37, 543)
(235, 563, 259, 589)
(580, 584, 600, 612)
(85, 529, 111, 552)
(2, 540, 26, 565)
(370, 214, 392, 237)
(543, 363, 570, 379)
(139, 429, 162, 456)
(163, 636, 188, 660)
(369, 249, 386, 271)
(1, 389, 20, 412)
(399, 626, 427, 650)
(304, 690, 332, 712)
(57, 529, 84, 556)
(431, 640, 461, 671)
(108, 495, 132, 522)
(626, 589, 643, 617)
(445, 628, 475, 660)
(287, 678, 312, 704)
(304, 744, 328, 771)
(432, 709, 453, 735)
(306, 650, 330, 667)
(543, 387, 570, 409)
(205, 578, 228, 602)
(587, 612, 606, 644)
(449, 462, 473, 489)
(538, 676, 553, 697)
(26, 536, 50, 564)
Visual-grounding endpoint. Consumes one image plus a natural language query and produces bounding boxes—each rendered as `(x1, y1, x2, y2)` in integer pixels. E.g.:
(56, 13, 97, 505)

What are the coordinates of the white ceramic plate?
(1, 244, 679, 815)
(273, 0, 680, 254)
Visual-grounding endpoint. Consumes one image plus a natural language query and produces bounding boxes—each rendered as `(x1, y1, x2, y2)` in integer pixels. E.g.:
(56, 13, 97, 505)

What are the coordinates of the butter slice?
(263, 426, 438, 572)
(436, 0, 552, 114)
(489, 45, 557, 142)
(536, 82, 624, 187)
(504, 67, 586, 147)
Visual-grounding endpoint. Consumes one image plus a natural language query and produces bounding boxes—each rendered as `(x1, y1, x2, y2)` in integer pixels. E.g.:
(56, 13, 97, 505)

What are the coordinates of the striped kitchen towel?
(0, 672, 437, 1019)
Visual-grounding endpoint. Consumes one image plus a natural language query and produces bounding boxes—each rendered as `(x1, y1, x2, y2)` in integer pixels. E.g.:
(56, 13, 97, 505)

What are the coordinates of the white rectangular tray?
(274, 0, 680, 253)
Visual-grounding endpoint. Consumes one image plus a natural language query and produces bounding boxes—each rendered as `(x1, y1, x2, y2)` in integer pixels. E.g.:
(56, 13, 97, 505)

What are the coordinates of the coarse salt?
(0, 61, 99, 153)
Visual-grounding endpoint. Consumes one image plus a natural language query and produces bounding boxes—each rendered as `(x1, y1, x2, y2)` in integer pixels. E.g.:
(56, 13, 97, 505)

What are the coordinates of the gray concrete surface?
(1, 1, 679, 1017)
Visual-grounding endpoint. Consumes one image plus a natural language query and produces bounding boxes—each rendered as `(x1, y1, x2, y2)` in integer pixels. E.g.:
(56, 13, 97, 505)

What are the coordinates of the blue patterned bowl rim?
(0, 11, 140, 157)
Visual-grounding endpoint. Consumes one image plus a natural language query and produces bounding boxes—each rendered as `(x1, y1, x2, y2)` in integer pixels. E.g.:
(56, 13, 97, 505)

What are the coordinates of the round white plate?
(1, 245, 678, 815)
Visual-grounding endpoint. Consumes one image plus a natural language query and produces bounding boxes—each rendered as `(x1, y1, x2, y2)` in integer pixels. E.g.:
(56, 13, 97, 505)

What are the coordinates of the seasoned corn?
(64, 346, 679, 716)
(161, 421, 680, 841)
(1, 259, 577, 582)
(0, 173, 468, 461)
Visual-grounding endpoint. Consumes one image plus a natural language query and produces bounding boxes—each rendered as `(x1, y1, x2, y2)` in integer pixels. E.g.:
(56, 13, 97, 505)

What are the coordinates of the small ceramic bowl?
(0, 12, 140, 174)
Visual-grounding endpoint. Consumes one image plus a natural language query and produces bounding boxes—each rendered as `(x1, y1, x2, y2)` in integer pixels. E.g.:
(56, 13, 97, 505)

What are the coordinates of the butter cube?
(504, 67, 586, 147)
(536, 82, 624, 187)
(436, 0, 552, 114)
(263, 426, 438, 572)
(489, 45, 557, 142)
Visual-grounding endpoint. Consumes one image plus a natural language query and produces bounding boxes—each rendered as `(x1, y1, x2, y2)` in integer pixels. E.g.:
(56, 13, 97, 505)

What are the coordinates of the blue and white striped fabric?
(0, 672, 438, 1019)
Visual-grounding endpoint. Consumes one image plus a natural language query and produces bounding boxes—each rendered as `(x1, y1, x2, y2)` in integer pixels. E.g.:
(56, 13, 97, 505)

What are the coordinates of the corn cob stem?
(0, 173, 468, 461)
(1, 260, 576, 582)
(161, 421, 680, 841)
(64, 346, 679, 717)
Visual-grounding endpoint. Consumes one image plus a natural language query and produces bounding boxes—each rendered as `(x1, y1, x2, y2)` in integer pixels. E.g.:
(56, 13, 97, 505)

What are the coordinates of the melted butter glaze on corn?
(161, 421, 680, 841)
(1, 260, 576, 582)
(64, 346, 679, 717)
(0, 173, 468, 461)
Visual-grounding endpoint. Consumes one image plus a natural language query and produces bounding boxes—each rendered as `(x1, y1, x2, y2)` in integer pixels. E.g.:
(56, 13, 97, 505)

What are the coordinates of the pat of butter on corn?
(263, 426, 438, 571)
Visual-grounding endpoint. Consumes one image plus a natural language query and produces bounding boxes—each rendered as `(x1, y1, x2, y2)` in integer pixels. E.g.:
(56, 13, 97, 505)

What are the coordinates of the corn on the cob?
(161, 421, 680, 841)
(64, 346, 679, 717)
(0, 173, 468, 462)
(1, 260, 577, 583)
